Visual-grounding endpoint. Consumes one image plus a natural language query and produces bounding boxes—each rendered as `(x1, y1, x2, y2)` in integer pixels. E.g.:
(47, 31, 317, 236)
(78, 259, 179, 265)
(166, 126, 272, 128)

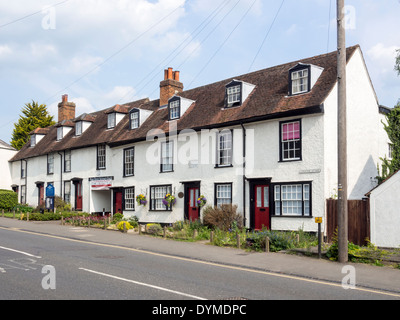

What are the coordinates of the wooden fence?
(326, 199, 370, 246)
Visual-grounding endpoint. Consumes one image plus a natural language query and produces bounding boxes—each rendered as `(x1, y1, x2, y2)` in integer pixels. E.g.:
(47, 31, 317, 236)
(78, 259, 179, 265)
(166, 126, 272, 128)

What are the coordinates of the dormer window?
(167, 96, 194, 121)
(130, 109, 140, 129)
(227, 85, 241, 105)
(288, 63, 323, 96)
(169, 99, 180, 120)
(224, 80, 255, 108)
(291, 69, 309, 95)
(107, 113, 116, 129)
(57, 127, 63, 141)
(30, 135, 36, 147)
(76, 121, 83, 136)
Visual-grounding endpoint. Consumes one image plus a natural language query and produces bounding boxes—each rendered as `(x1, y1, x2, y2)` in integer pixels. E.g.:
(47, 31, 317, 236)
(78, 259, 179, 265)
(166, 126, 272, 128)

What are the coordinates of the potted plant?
(162, 193, 176, 208)
(197, 195, 207, 207)
(136, 194, 147, 206)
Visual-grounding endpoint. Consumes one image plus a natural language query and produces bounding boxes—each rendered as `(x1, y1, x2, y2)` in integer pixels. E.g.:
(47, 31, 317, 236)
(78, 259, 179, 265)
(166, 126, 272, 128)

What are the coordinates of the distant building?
(0, 139, 17, 190)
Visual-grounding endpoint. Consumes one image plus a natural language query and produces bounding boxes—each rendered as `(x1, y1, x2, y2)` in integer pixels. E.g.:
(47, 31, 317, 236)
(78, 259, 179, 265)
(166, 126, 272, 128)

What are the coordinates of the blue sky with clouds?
(0, 0, 399, 144)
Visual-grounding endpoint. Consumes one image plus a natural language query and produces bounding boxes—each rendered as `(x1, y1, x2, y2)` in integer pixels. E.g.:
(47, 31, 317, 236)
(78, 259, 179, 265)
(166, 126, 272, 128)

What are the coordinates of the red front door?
(254, 185, 269, 230)
(188, 187, 199, 221)
(38, 184, 44, 206)
(114, 191, 123, 214)
(75, 181, 83, 211)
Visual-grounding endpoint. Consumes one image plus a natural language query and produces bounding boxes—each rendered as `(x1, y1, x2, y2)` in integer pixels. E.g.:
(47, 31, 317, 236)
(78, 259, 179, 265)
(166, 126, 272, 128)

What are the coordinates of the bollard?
(193, 229, 198, 239)
(236, 233, 240, 249)
(27, 212, 29, 222)
(61, 216, 64, 225)
(13, 210, 15, 219)
(265, 236, 270, 253)
(139, 224, 142, 235)
(123, 222, 127, 233)
(88, 216, 91, 228)
(163, 226, 167, 239)
(210, 230, 214, 243)
(2, 209, 4, 217)
(104, 218, 106, 230)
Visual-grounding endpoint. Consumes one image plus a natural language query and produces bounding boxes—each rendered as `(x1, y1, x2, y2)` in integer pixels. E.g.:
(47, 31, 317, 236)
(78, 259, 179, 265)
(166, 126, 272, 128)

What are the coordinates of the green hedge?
(0, 189, 18, 211)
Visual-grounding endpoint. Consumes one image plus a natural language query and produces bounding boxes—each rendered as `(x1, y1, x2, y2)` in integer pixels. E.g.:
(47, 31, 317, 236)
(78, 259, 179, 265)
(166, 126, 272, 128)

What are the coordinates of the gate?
(326, 199, 370, 246)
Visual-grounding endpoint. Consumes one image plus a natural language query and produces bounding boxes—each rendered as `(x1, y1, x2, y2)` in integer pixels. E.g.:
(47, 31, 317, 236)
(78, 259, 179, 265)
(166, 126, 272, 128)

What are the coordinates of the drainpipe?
(58, 152, 63, 199)
(22, 159, 27, 204)
(240, 122, 246, 228)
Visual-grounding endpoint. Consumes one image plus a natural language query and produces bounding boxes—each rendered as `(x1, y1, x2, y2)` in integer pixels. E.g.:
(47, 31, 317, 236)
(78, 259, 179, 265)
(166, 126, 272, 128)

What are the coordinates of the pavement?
(1, 217, 399, 297)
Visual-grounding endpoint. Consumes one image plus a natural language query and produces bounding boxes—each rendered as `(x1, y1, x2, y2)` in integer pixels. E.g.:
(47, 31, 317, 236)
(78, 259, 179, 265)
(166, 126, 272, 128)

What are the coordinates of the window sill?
(272, 215, 312, 218)
(215, 164, 233, 169)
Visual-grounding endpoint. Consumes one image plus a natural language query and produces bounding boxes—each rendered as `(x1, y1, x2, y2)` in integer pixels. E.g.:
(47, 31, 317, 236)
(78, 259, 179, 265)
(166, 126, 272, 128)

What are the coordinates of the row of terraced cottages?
(8, 45, 390, 234)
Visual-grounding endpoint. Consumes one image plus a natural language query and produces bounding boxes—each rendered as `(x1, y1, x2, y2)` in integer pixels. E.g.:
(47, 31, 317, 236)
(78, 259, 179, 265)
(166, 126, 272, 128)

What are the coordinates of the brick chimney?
(159, 67, 183, 107)
(58, 94, 76, 122)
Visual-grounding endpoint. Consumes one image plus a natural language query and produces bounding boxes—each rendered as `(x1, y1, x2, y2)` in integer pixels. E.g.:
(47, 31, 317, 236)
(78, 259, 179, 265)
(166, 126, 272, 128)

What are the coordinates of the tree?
(10, 101, 55, 150)
(378, 103, 400, 183)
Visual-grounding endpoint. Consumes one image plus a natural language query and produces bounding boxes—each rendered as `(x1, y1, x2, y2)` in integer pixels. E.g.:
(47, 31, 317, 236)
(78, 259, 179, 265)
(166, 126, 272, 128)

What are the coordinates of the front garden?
(1, 196, 399, 268)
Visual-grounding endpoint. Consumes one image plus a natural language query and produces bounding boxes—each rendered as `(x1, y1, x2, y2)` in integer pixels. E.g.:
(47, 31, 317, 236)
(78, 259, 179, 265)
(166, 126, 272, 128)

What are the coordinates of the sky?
(0, 0, 399, 144)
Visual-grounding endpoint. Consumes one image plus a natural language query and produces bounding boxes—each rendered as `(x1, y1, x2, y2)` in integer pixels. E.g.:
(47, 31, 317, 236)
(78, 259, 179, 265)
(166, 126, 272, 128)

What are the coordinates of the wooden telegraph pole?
(337, 0, 348, 263)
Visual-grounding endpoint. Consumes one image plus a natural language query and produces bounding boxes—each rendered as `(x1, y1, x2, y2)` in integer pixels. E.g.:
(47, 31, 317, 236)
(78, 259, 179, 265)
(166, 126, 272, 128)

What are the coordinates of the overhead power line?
(248, 0, 285, 72)
(0, 0, 70, 29)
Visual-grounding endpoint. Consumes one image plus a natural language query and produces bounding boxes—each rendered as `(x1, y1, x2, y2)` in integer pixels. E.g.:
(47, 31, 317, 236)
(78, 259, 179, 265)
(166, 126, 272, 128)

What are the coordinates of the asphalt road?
(1, 225, 399, 308)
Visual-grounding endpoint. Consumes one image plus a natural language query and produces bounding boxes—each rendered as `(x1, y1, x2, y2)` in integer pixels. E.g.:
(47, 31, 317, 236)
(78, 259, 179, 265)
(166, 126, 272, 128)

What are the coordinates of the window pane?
(130, 111, 139, 129)
(124, 148, 134, 176)
(216, 184, 231, 207)
(217, 130, 232, 166)
(169, 100, 180, 119)
(125, 188, 135, 210)
(161, 141, 173, 172)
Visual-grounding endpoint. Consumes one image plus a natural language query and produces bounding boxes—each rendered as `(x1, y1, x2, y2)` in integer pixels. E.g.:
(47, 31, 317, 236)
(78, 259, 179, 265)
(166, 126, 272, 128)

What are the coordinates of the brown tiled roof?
(10, 46, 359, 161)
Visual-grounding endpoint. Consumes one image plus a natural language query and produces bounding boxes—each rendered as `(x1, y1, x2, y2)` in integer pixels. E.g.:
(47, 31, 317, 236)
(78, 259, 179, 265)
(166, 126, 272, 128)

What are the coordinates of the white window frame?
(150, 185, 172, 211)
(227, 85, 241, 105)
(169, 100, 180, 120)
(215, 183, 232, 207)
(47, 153, 54, 174)
(161, 141, 173, 172)
(64, 150, 71, 172)
(274, 183, 311, 216)
(107, 113, 116, 129)
(75, 121, 83, 136)
(64, 181, 71, 204)
(291, 69, 309, 95)
(281, 120, 301, 161)
(216, 130, 233, 167)
(130, 110, 139, 129)
(124, 187, 135, 211)
(57, 127, 63, 141)
(97, 145, 106, 170)
(124, 147, 134, 177)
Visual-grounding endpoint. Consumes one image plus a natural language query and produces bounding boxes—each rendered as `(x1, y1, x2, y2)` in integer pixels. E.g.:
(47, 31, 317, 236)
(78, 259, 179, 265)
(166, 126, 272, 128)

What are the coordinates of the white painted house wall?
(0, 141, 17, 190)
(369, 170, 400, 248)
(9, 46, 389, 237)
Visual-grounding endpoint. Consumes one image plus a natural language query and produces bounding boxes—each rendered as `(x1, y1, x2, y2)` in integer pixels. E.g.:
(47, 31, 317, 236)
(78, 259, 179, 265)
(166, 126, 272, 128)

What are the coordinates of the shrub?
(117, 221, 133, 231)
(0, 189, 18, 211)
(203, 204, 243, 231)
(146, 223, 162, 235)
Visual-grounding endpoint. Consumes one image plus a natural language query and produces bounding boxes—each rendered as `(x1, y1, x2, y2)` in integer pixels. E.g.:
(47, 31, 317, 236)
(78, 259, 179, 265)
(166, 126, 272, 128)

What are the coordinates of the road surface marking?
(0, 245, 41, 259)
(79, 267, 207, 300)
(1, 226, 399, 298)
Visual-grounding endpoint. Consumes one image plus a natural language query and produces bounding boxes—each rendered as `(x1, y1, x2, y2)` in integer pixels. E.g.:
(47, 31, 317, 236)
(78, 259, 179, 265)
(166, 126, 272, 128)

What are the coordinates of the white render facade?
(9, 46, 389, 235)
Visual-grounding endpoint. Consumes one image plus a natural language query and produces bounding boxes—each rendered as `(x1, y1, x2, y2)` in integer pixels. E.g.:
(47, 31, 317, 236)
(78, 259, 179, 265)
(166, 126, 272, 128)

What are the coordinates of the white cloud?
(367, 43, 399, 74)
(0, 45, 12, 56)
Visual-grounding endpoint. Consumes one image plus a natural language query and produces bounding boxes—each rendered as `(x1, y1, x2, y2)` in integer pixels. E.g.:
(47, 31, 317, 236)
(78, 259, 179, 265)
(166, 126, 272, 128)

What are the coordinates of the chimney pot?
(62, 94, 68, 102)
(159, 68, 183, 107)
(167, 67, 173, 80)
